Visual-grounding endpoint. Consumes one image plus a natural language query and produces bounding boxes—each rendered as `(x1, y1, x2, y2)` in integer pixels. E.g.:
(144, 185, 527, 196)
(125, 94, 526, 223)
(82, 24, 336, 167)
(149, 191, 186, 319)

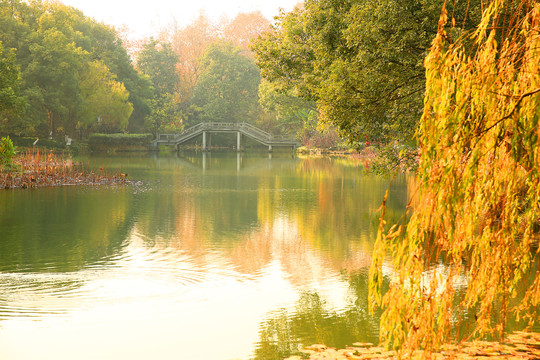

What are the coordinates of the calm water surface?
(0, 152, 409, 359)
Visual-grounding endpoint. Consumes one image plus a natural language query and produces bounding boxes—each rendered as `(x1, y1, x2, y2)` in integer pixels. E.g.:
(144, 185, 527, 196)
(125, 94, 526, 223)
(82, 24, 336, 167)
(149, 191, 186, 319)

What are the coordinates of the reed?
(0, 148, 129, 189)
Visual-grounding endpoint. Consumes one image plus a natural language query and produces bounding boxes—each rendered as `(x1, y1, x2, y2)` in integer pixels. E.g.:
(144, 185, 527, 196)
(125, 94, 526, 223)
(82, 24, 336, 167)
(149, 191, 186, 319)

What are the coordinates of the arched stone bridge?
(153, 122, 300, 151)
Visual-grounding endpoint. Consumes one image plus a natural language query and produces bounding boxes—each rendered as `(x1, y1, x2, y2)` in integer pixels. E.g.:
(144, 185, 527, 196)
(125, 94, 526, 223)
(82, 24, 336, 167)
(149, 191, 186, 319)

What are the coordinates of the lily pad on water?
(287, 332, 540, 360)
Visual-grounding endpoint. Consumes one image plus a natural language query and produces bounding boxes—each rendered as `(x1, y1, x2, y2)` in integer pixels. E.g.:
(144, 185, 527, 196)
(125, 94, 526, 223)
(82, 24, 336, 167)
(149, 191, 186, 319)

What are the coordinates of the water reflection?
(255, 282, 380, 360)
(0, 153, 409, 360)
(0, 186, 132, 273)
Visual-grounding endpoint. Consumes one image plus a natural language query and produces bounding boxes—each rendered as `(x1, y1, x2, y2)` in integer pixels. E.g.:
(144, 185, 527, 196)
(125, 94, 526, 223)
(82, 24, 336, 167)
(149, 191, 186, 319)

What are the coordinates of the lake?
(0, 152, 410, 360)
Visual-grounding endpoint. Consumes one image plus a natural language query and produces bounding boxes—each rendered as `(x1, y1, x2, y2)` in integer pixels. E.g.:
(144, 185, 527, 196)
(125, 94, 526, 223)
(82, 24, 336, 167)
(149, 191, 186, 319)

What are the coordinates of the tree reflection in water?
(254, 271, 386, 360)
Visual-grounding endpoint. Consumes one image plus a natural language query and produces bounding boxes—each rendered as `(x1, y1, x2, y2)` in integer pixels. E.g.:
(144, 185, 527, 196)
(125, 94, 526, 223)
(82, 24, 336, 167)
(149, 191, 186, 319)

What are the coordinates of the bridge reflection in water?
(153, 122, 300, 152)
(166, 151, 282, 173)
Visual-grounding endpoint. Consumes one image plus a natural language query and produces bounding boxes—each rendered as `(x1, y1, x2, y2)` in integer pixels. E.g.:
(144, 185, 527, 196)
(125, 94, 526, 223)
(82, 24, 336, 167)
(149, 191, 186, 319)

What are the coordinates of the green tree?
(0, 0, 153, 137)
(145, 94, 183, 133)
(0, 0, 71, 135)
(258, 78, 317, 137)
(0, 136, 17, 171)
(252, 0, 482, 146)
(0, 41, 25, 133)
(252, 6, 317, 102)
(137, 39, 183, 133)
(137, 39, 178, 96)
(77, 19, 152, 133)
(192, 41, 260, 124)
(23, 27, 84, 137)
(79, 60, 133, 133)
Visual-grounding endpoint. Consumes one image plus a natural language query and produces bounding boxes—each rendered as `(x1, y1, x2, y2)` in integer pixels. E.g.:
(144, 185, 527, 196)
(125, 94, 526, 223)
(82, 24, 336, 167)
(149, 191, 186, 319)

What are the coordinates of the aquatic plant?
(0, 148, 129, 189)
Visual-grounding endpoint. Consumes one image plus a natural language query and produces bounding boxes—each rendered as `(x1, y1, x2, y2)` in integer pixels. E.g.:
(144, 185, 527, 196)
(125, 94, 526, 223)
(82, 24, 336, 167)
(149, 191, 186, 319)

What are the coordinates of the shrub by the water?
(0, 136, 16, 171)
(12, 137, 65, 148)
(89, 133, 153, 151)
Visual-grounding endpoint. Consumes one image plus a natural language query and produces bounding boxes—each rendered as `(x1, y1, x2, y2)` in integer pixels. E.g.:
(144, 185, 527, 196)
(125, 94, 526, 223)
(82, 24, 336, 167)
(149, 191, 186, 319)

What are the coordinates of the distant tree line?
(0, 0, 338, 147)
(136, 10, 334, 145)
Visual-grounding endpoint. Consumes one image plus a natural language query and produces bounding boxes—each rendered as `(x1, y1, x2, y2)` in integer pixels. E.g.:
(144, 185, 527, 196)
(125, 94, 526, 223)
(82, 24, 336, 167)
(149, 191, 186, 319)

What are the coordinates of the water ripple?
(0, 245, 251, 321)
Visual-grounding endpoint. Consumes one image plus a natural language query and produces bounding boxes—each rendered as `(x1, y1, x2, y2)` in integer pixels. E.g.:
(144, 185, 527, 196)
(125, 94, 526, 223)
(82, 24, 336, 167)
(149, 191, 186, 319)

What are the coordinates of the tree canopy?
(136, 39, 183, 133)
(79, 60, 133, 133)
(192, 41, 261, 124)
(0, 0, 151, 136)
(0, 41, 24, 127)
(252, 0, 482, 145)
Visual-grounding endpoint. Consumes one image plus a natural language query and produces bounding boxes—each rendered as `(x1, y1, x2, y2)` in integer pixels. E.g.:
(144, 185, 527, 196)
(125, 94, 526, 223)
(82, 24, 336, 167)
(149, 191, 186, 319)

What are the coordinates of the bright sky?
(60, 0, 300, 39)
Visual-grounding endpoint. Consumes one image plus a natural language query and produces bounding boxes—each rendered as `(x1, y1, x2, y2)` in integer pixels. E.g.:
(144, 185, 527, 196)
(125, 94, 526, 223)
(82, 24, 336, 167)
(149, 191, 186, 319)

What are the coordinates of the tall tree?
(192, 41, 261, 124)
(77, 19, 152, 133)
(79, 60, 133, 133)
(23, 27, 84, 137)
(252, 5, 317, 102)
(0, 41, 25, 133)
(168, 13, 218, 103)
(137, 39, 183, 133)
(221, 11, 271, 55)
(137, 39, 178, 96)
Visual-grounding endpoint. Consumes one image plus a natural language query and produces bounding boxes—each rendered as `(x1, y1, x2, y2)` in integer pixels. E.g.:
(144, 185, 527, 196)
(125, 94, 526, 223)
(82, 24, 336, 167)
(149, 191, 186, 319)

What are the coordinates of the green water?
(0, 152, 409, 360)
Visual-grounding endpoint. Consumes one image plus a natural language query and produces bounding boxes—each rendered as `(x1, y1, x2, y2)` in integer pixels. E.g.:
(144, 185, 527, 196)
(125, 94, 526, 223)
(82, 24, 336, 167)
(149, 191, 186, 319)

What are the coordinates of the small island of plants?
(0, 136, 129, 189)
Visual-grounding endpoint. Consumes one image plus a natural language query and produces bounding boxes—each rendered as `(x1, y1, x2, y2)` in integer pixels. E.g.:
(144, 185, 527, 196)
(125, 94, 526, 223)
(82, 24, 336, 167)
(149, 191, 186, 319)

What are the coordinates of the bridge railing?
(157, 122, 298, 145)
(181, 123, 206, 137)
(240, 123, 297, 142)
(205, 122, 238, 131)
(239, 123, 272, 142)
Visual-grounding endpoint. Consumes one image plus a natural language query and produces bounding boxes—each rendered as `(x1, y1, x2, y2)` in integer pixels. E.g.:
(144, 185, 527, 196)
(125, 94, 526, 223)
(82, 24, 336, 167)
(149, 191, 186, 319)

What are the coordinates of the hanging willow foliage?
(369, 0, 540, 353)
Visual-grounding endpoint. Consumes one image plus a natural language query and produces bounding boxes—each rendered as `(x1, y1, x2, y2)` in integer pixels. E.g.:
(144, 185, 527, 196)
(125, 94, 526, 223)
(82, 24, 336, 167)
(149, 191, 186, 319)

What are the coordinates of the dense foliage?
(0, 0, 151, 137)
(252, 0, 482, 147)
(0, 41, 24, 121)
(370, 0, 540, 352)
(191, 41, 261, 124)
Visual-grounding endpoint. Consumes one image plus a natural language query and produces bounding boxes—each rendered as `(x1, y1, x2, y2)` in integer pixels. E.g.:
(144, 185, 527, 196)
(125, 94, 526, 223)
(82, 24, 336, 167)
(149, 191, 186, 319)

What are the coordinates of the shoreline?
(296, 146, 377, 159)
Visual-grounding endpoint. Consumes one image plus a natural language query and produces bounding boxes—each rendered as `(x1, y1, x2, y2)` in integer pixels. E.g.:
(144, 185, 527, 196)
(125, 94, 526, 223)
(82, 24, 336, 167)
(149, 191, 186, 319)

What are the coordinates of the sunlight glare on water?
(0, 153, 409, 359)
